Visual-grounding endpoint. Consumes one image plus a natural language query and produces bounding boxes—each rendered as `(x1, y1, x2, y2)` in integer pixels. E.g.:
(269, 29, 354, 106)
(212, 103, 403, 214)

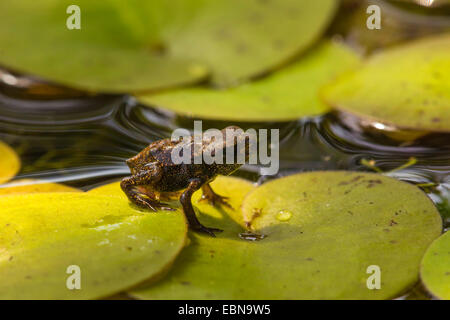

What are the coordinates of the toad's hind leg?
(199, 183, 233, 209)
(121, 165, 174, 211)
(181, 179, 223, 237)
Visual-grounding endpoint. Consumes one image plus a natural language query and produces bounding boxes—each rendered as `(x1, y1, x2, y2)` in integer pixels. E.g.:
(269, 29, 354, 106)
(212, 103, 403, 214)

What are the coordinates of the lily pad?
(0, 141, 20, 184)
(129, 176, 255, 300)
(0, 0, 208, 93)
(163, 0, 338, 86)
(0, 0, 336, 92)
(88, 181, 128, 198)
(420, 231, 450, 299)
(0, 193, 187, 299)
(322, 34, 450, 132)
(139, 41, 361, 121)
(0, 179, 80, 196)
(130, 172, 441, 299)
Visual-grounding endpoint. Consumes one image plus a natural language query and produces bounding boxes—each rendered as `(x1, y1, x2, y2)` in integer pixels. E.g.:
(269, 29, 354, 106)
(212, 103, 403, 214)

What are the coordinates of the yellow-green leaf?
(129, 176, 255, 300)
(0, 141, 20, 184)
(0, 179, 80, 196)
(421, 231, 450, 299)
(0, 0, 208, 93)
(139, 41, 361, 121)
(0, 193, 187, 299)
(0, 0, 337, 92)
(88, 181, 127, 198)
(164, 0, 338, 86)
(322, 34, 450, 132)
(130, 173, 441, 299)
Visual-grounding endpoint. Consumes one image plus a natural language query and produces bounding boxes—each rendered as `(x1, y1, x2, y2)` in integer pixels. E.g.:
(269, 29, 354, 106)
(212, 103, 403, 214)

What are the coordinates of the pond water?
(0, 89, 448, 228)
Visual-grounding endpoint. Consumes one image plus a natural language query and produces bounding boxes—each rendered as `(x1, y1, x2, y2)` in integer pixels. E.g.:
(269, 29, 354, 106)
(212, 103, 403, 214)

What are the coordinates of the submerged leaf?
(323, 34, 450, 132)
(0, 193, 187, 299)
(139, 41, 360, 121)
(0, 141, 20, 184)
(130, 173, 441, 299)
(421, 231, 450, 299)
(0, 0, 336, 92)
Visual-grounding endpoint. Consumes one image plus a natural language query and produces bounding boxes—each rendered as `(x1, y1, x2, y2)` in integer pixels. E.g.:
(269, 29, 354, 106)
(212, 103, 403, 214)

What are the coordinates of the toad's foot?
(139, 197, 176, 212)
(199, 184, 233, 209)
(182, 179, 224, 237)
(191, 224, 224, 237)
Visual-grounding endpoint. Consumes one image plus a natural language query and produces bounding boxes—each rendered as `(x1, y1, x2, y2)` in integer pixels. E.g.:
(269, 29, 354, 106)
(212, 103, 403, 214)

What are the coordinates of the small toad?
(121, 126, 249, 236)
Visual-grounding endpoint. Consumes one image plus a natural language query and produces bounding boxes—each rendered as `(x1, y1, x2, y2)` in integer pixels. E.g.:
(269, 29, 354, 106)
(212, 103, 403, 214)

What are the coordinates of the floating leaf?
(0, 0, 336, 92)
(88, 181, 127, 198)
(0, 141, 20, 184)
(129, 176, 255, 300)
(0, 193, 187, 299)
(139, 41, 361, 121)
(0, 0, 208, 93)
(421, 231, 450, 299)
(0, 179, 80, 196)
(131, 173, 441, 299)
(322, 34, 450, 132)
(162, 0, 338, 86)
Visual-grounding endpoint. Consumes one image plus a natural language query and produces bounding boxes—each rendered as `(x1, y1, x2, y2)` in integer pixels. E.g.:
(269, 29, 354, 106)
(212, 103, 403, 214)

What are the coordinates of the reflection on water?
(0, 88, 448, 229)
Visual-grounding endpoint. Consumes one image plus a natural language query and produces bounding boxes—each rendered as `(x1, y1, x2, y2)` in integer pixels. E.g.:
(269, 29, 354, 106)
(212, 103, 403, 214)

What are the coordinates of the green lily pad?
(131, 172, 441, 299)
(420, 231, 450, 299)
(0, 0, 208, 93)
(139, 41, 361, 121)
(129, 176, 255, 300)
(0, 0, 336, 92)
(322, 34, 450, 132)
(163, 0, 338, 86)
(0, 179, 80, 196)
(0, 141, 20, 184)
(0, 193, 187, 299)
(88, 181, 128, 198)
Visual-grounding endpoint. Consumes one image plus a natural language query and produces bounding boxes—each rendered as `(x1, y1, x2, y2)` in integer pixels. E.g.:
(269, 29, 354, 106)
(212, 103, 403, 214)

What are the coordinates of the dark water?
(0, 88, 448, 229)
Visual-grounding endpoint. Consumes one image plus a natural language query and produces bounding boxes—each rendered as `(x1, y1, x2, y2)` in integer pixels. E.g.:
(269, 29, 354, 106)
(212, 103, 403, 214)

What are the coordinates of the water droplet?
(276, 210, 292, 222)
(239, 232, 266, 241)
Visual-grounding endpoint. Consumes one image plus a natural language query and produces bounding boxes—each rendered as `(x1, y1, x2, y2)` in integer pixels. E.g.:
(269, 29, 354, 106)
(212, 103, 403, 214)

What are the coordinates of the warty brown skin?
(121, 126, 248, 237)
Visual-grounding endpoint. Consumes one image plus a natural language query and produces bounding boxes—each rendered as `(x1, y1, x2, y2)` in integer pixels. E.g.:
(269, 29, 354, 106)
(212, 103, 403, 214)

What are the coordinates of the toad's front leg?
(199, 183, 233, 209)
(121, 167, 174, 211)
(180, 179, 223, 237)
